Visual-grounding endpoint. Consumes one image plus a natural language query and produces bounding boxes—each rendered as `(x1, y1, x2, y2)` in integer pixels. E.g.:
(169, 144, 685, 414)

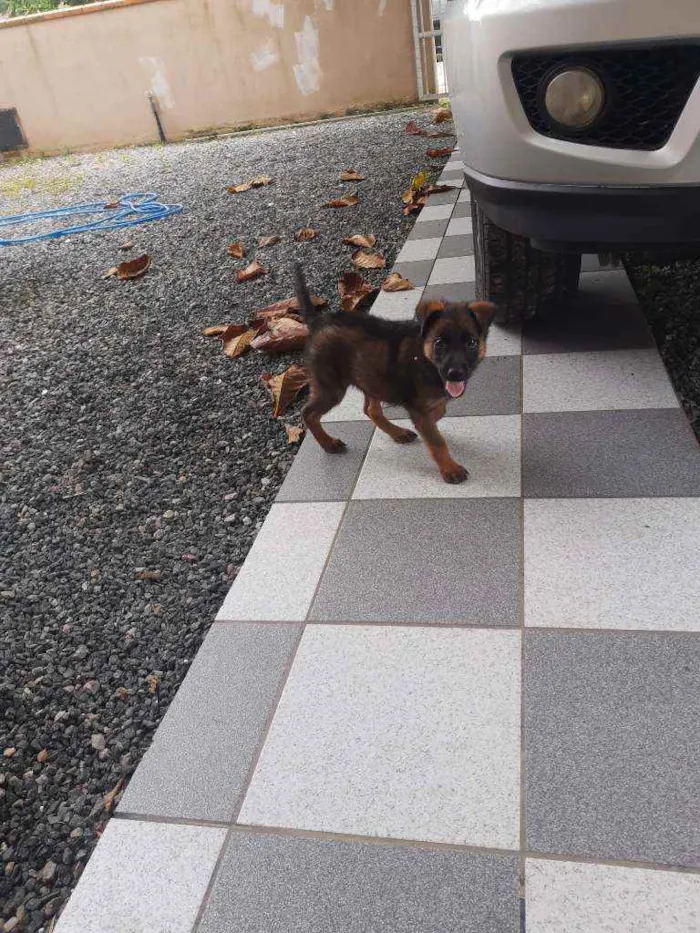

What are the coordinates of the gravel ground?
(625, 255, 700, 440)
(0, 108, 453, 931)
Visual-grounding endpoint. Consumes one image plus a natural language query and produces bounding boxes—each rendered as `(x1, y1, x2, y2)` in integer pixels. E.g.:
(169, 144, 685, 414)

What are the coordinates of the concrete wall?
(0, 0, 418, 154)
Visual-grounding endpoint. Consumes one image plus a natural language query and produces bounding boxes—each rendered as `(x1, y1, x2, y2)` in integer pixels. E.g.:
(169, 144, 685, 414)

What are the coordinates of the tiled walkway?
(55, 152, 700, 933)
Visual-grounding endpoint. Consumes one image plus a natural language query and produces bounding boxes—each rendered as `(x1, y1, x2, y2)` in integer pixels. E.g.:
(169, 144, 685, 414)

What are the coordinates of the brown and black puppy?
(295, 265, 496, 483)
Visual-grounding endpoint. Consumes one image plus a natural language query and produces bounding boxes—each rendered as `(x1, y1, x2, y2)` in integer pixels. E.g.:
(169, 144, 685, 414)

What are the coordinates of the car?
(442, 0, 700, 321)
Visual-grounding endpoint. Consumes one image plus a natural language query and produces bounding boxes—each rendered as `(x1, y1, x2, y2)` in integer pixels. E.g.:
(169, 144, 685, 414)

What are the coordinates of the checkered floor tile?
(58, 156, 700, 933)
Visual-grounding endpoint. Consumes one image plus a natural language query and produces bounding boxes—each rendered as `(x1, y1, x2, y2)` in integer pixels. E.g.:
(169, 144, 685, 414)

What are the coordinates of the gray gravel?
(0, 108, 453, 931)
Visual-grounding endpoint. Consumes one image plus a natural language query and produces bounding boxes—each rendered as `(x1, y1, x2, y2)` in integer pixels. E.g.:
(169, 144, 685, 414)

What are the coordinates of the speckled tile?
(523, 349, 679, 412)
(198, 831, 520, 933)
(118, 624, 301, 821)
(525, 631, 700, 867)
(487, 323, 522, 357)
(54, 819, 225, 933)
(438, 233, 474, 257)
(452, 200, 472, 219)
(395, 236, 442, 263)
(239, 625, 521, 848)
(526, 859, 700, 933)
(415, 203, 454, 223)
(438, 168, 465, 185)
(446, 215, 473, 236)
(216, 502, 344, 621)
(391, 259, 436, 287)
(408, 218, 449, 239)
(426, 188, 461, 206)
(525, 498, 700, 631)
(370, 285, 424, 321)
(428, 256, 476, 285)
(276, 422, 374, 502)
(352, 415, 520, 500)
(523, 409, 700, 498)
(309, 498, 521, 625)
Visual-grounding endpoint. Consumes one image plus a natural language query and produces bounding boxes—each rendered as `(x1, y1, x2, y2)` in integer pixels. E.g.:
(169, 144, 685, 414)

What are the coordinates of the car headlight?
(543, 67, 605, 129)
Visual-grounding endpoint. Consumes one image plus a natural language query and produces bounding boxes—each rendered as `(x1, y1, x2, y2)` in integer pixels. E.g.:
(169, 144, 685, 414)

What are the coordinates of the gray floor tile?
(276, 422, 374, 502)
(117, 624, 300, 821)
(438, 233, 474, 257)
(321, 385, 365, 422)
(438, 169, 465, 184)
(309, 498, 521, 624)
(198, 831, 520, 933)
(526, 859, 700, 933)
(216, 502, 345, 620)
(408, 218, 449, 239)
(240, 626, 521, 848)
(54, 819, 225, 933)
(391, 259, 436, 287)
(525, 498, 700, 631)
(422, 281, 477, 303)
(452, 200, 472, 218)
(522, 409, 700, 498)
(385, 356, 522, 418)
(525, 631, 700, 867)
(522, 272, 654, 354)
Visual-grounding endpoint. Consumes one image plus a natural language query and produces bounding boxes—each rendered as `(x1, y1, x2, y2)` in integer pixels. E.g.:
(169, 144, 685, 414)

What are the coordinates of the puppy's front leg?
(408, 406, 469, 484)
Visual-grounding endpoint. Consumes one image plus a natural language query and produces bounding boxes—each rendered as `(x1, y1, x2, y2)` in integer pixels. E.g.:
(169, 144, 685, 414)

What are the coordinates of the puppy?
(295, 265, 496, 483)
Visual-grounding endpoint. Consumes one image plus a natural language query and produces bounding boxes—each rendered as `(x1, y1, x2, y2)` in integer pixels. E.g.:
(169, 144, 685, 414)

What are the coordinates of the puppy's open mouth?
(445, 380, 466, 399)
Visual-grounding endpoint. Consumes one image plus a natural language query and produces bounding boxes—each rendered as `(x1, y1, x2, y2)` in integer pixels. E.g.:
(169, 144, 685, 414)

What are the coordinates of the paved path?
(55, 151, 700, 933)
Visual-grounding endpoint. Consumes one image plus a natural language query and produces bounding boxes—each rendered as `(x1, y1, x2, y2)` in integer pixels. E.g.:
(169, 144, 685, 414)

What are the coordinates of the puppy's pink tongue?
(445, 381, 466, 399)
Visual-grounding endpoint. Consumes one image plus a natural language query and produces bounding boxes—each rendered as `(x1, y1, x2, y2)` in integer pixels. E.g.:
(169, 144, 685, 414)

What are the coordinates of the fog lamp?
(543, 67, 605, 129)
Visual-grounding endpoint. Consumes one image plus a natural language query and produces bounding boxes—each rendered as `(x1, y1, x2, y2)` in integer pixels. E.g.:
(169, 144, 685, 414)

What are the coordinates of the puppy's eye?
(434, 336, 448, 352)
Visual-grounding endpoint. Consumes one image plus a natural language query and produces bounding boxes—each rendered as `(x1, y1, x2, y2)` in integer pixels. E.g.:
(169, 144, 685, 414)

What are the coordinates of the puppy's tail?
(294, 263, 321, 326)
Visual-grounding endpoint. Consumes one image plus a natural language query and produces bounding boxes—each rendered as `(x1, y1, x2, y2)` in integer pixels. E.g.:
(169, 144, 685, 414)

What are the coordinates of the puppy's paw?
(325, 437, 347, 454)
(393, 428, 418, 444)
(441, 463, 469, 484)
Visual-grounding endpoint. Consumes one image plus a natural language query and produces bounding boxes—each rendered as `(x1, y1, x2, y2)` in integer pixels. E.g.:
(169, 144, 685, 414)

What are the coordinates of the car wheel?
(471, 196, 581, 324)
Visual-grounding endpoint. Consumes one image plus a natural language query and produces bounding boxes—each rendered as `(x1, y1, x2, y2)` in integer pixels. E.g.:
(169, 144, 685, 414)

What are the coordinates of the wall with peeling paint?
(0, 0, 417, 154)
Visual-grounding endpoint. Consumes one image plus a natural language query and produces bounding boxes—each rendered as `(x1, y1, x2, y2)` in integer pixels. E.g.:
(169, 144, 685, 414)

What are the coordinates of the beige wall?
(0, 0, 418, 154)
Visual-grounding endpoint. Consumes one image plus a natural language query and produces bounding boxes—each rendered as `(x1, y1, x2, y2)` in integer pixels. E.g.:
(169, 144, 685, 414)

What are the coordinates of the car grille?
(511, 45, 700, 150)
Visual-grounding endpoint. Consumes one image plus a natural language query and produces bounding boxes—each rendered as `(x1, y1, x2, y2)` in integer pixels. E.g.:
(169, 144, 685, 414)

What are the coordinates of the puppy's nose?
(446, 368, 464, 381)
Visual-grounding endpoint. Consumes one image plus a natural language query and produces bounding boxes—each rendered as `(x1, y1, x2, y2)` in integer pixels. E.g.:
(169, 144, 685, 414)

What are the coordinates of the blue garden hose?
(0, 192, 183, 246)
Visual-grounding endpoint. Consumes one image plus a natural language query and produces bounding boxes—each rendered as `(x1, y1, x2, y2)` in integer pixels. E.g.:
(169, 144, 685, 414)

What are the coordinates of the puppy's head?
(415, 298, 497, 398)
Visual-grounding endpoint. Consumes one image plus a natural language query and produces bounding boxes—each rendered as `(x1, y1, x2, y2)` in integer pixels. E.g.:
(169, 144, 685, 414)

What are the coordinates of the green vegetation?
(0, 0, 94, 18)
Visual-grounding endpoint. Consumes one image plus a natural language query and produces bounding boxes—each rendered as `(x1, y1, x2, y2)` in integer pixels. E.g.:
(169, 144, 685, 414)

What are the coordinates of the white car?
(443, 0, 700, 321)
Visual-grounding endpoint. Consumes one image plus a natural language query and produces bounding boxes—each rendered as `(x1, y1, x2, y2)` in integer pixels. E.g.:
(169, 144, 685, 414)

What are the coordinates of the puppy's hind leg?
(303, 388, 348, 453)
(363, 395, 417, 444)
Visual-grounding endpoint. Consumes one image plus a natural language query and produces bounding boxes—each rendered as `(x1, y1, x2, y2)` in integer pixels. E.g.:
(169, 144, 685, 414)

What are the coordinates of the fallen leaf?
(352, 249, 386, 270)
(294, 227, 316, 242)
(146, 673, 160, 694)
(382, 272, 414, 292)
(339, 169, 365, 182)
(104, 200, 120, 209)
(103, 267, 118, 279)
(236, 260, 267, 283)
(402, 196, 427, 215)
(411, 170, 431, 191)
(427, 146, 454, 158)
(112, 254, 151, 280)
(114, 686, 129, 700)
(251, 317, 309, 354)
(258, 234, 281, 248)
(119, 241, 134, 251)
(222, 325, 257, 358)
(343, 233, 376, 248)
(322, 193, 358, 209)
(37, 749, 49, 763)
(250, 175, 273, 187)
(135, 569, 162, 581)
(425, 184, 458, 196)
(202, 325, 230, 337)
(261, 364, 310, 417)
(284, 424, 305, 444)
(227, 182, 251, 194)
(103, 778, 124, 813)
(227, 241, 245, 259)
(433, 106, 453, 123)
(404, 120, 426, 136)
(338, 271, 377, 313)
(250, 294, 326, 326)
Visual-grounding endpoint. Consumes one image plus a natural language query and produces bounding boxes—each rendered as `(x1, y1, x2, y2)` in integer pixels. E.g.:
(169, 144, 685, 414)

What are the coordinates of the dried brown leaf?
(227, 182, 251, 194)
(135, 569, 162, 581)
(339, 169, 365, 182)
(236, 260, 267, 283)
(425, 184, 458, 196)
(284, 424, 305, 444)
(381, 272, 414, 292)
(250, 294, 326, 326)
(202, 325, 230, 337)
(104, 200, 120, 209)
(351, 249, 386, 270)
(404, 120, 427, 137)
(251, 317, 309, 354)
(113, 254, 151, 280)
(103, 267, 118, 279)
(427, 146, 454, 158)
(322, 193, 358, 209)
(250, 175, 273, 187)
(294, 227, 317, 242)
(343, 233, 376, 248)
(227, 241, 245, 259)
(338, 271, 377, 313)
(146, 673, 160, 694)
(260, 364, 310, 418)
(103, 778, 124, 813)
(258, 235, 281, 248)
(119, 241, 134, 251)
(432, 106, 453, 123)
(222, 326, 257, 358)
(402, 195, 427, 216)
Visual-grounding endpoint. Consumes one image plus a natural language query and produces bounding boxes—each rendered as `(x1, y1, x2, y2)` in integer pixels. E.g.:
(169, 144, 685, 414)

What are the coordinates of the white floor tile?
(429, 256, 476, 285)
(352, 415, 520, 499)
(488, 324, 522, 357)
(525, 498, 700, 631)
(54, 820, 225, 933)
(396, 237, 442, 263)
(321, 385, 367, 422)
(415, 204, 454, 222)
(446, 159, 466, 171)
(216, 502, 344, 621)
(526, 859, 700, 933)
(458, 189, 471, 202)
(446, 216, 473, 236)
(240, 625, 521, 849)
(371, 286, 424, 321)
(523, 349, 679, 412)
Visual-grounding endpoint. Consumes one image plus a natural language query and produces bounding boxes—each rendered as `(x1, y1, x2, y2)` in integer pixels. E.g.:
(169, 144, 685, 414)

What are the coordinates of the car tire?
(471, 196, 581, 324)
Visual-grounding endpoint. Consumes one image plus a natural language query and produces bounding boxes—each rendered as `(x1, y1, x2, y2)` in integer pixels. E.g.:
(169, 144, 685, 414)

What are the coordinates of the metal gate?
(410, 0, 448, 101)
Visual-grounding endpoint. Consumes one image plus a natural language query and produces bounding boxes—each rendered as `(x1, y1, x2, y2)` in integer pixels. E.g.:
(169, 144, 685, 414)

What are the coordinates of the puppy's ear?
(468, 300, 498, 335)
(415, 299, 446, 336)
